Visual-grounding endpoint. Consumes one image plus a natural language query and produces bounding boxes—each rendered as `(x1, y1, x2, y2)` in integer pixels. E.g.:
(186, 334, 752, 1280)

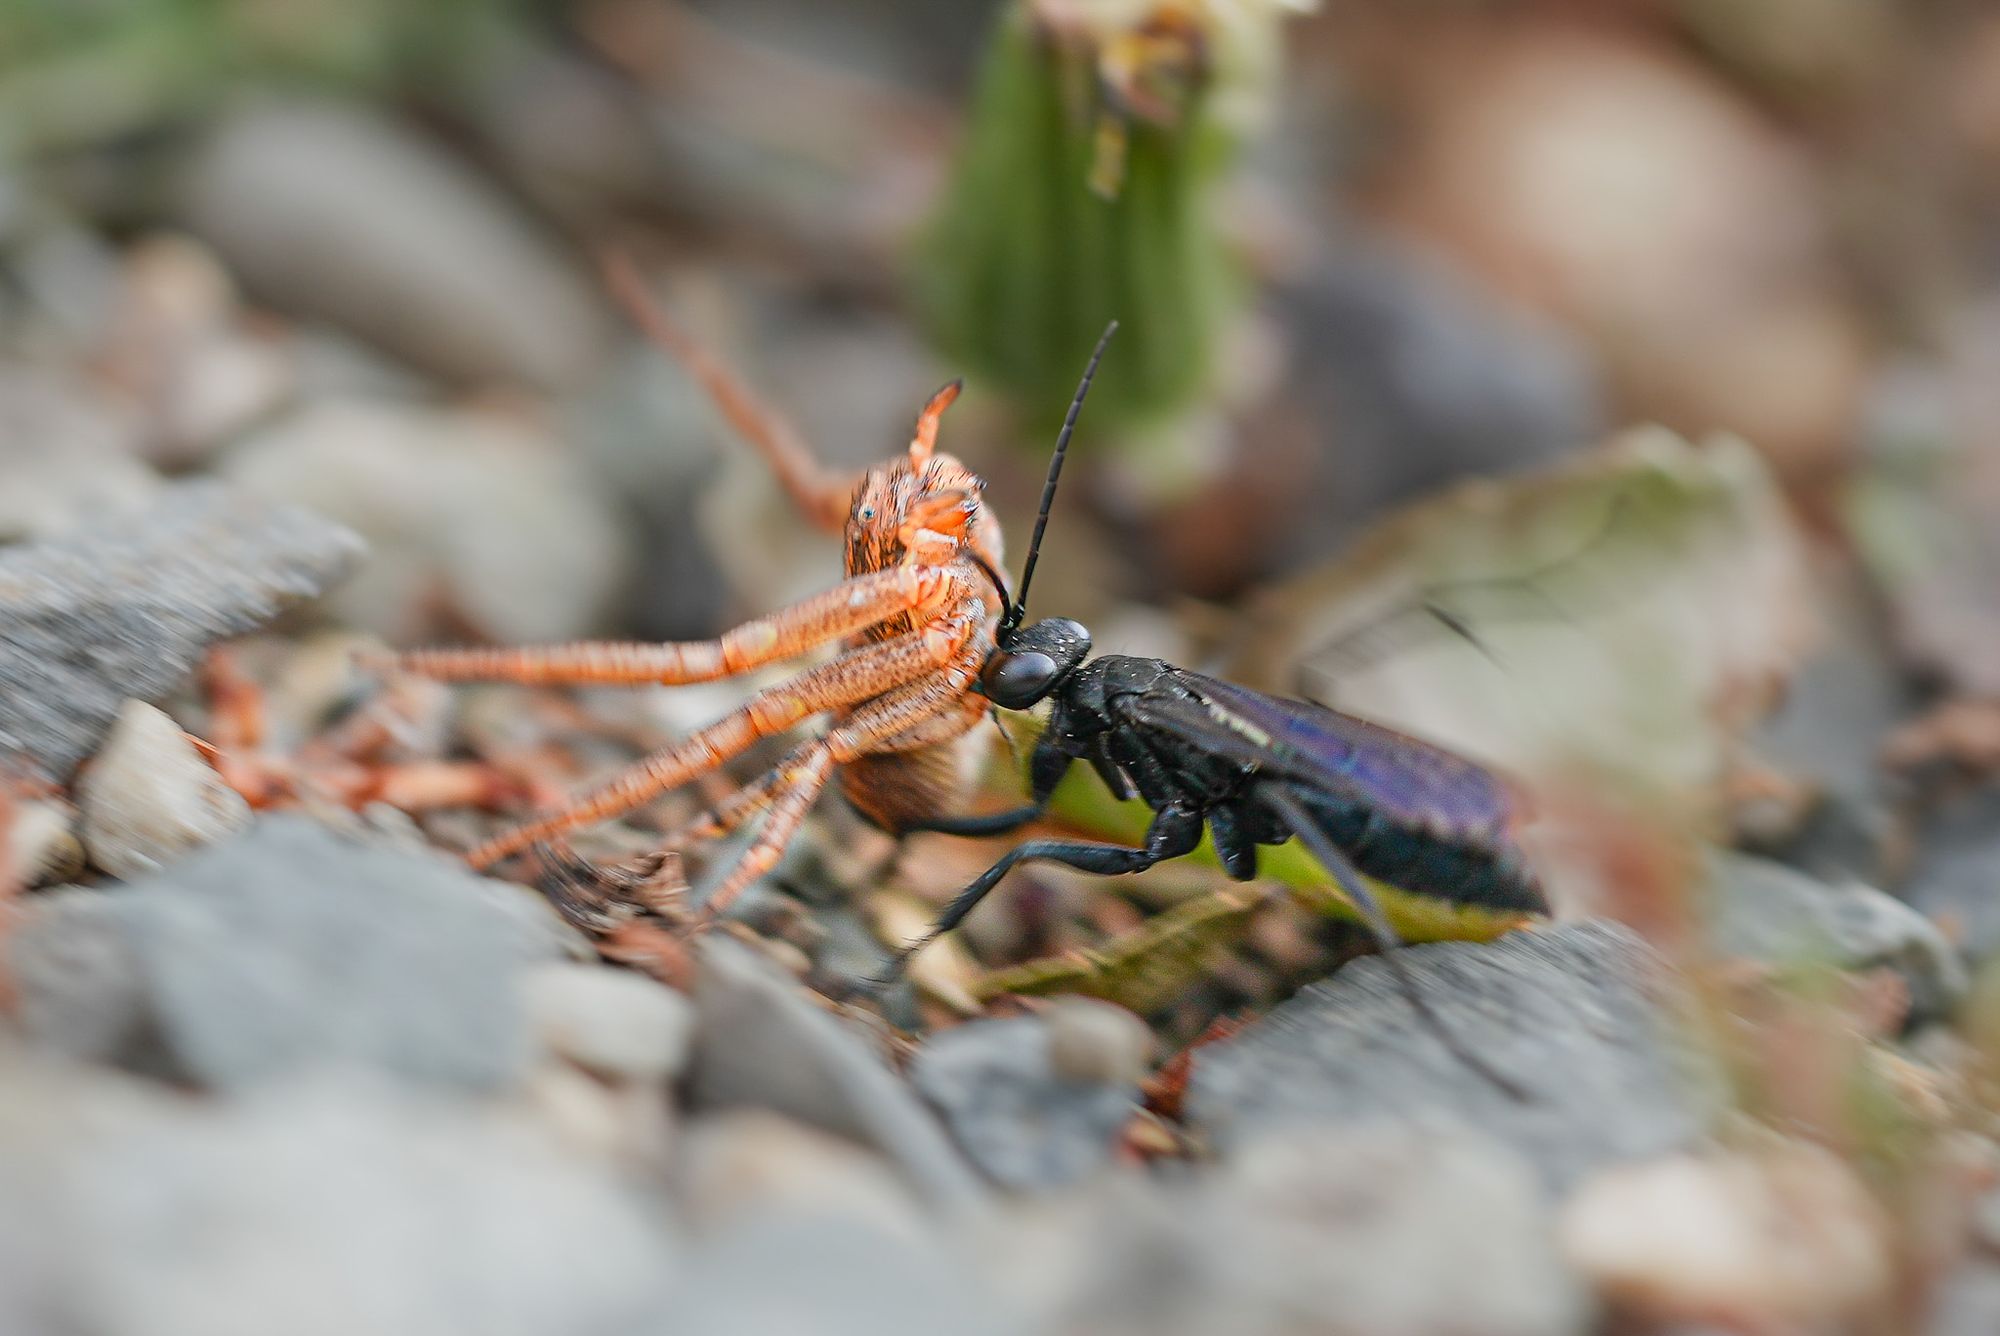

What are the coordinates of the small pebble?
(678, 1109, 925, 1240)
(522, 961, 694, 1084)
(5, 798, 85, 888)
(911, 1016, 1140, 1191)
(520, 1057, 675, 1168)
(76, 700, 250, 880)
(1560, 1144, 1890, 1327)
(1045, 998, 1155, 1086)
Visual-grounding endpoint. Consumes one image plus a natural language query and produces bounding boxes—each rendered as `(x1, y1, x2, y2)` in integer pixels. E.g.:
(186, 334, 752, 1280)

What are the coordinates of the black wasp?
(881, 323, 1550, 1095)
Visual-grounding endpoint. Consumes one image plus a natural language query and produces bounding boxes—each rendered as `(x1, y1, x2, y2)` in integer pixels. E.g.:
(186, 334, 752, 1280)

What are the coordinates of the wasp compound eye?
(982, 651, 1061, 708)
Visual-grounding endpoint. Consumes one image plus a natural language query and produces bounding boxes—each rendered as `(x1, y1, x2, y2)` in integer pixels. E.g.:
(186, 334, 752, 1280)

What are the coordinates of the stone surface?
(687, 937, 986, 1212)
(9, 888, 161, 1071)
(1271, 232, 1602, 564)
(1211, 1126, 1589, 1336)
(522, 961, 694, 1084)
(1187, 921, 1719, 1192)
(0, 483, 361, 781)
(983, 1128, 1586, 1336)
(1373, 23, 1866, 478)
(1933, 1268, 2000, 1336)
(222, 398, 629, 644)
(1739, 592, 1910, 884)
(13, 816, 548, 1092)
(178, 101, 610, 390)
(910, 1017, 1139, 1190)
(519, 1059, 675, 1170)
(4, 798, 84, 889)
(1904, 783, 2000, 965)
(669, 1215, 1019, 1336)
(0, 365, 159, 544)
(1706, 848, 1966, 1024)
(1560, 1145, 1890, 1329)
(0, 1069, 678, 1336)
(77, 700, 252, 880)
(1044, 997, 1155, 1087)
(678, 1109, 926, 1239)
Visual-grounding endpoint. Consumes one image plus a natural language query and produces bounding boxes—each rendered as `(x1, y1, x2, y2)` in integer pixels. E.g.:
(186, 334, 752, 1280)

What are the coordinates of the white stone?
(522, 961, 693, 1083)
(77, 701, 250, 880)
(1560, 1144, 1890, 1327)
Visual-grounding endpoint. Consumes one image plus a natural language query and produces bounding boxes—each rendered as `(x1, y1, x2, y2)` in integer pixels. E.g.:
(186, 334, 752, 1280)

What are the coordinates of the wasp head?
(982, 617, 1091, 709)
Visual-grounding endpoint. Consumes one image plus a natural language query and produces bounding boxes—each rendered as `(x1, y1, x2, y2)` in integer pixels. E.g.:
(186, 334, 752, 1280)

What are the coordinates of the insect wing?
(1163, 672, 1517, 845)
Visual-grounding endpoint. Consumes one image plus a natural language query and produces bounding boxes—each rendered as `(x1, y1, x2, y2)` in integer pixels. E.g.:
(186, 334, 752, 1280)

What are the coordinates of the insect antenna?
(1003, 320, 1119, 635)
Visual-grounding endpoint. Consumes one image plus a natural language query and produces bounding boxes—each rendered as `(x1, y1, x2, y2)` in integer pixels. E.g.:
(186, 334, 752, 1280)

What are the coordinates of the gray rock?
(523, 961, 694, 1084)
(0, 366, 159, 544)
(1740, 590, 1910, 884)
(1207, 1126, 1589, 1336)
(666, 1215, 1019, 1336)
(14, 1073, 678, 1336)
(1904, 784, 2000, 965)
(77, 700, 252, 880)
(1707, 848, 1966, 1024)
(1933, 1267, 2000, 1336)
(9, 888, 163, 1072)
(687, 937, 985, 1212)
(677, 1110, 926, 1239)
(560, 341, 729, 642)
(1937, 1159, 2000, 1334)
(981, 1128, 1585, 1336)
(15, 815, 549, 1092)
(0, 483, 361, 781)
(1187, 921, 1719, 1193)
(910, 1017, 1138, 1190)
(222, 398, 630, 644)
(1045, 997, 1155, 1086)
(178, 101, 609, 390)
(1273, 231, 1603, 563)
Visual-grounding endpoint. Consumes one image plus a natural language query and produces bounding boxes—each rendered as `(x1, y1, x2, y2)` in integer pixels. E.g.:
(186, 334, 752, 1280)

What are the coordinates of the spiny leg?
(601, 250, 854, 532)
(661, 745, 807, 848)
(699, 622, 991, 915)
(388, 564, 950, 687)
(465, 607, 982, 867)
(700, 747, 836, 917)
(1261, 786, 1530, 1102)
(906, 380, 960, 466)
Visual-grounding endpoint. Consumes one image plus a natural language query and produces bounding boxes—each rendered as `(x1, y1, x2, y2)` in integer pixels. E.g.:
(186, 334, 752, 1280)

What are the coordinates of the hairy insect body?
(832, 449, 1003, 834)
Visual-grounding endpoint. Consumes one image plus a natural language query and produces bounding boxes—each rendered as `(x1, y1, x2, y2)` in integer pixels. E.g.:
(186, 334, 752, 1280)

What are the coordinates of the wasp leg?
(1260, 786, 1530, 1102)
(898, 804, 1045, 838)
(872, 801, 1206, 987)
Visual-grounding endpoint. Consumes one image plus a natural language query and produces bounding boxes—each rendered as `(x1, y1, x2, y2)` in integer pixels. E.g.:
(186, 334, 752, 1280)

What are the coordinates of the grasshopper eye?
(982, 651, 1060, 708)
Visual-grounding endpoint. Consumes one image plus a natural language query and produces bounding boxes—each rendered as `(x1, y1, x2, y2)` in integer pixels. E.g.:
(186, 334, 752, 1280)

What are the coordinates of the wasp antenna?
(1005, 320, 1117, 634)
